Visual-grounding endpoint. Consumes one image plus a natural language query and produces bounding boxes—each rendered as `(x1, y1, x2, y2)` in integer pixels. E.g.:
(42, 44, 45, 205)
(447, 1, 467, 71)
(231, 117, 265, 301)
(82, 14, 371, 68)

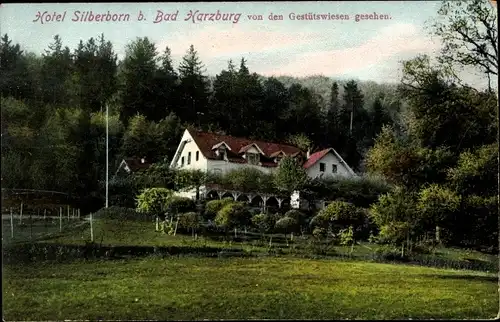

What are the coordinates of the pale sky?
(0, 1, 494, 87)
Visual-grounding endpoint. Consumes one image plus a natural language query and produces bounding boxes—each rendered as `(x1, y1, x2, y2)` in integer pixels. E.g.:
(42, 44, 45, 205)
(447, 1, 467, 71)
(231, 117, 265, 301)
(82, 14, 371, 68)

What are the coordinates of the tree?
(417, 184, 461, 243)
(165, 196, 196, 219)
(174, 169, 207, 201)
(369, 188, 421, 255)
(204, 198, 233, 221)
(251, 213, 272, 237)
(214, 202, 251, 234)
(40, 35, 73, 106)
(155, 46, 179, 118)
(262, 77, 290, 141)
(0, 34, 33, 100)
(178, 44, 211, 126)
(136, 188, 173, 217)
(429, 0, 498, 87)
(400, 55, 497, 153)
(178, 212, 201, 237)
(342, 80, 364, 136)
(119, 37, 159, 124)
(273, 156, 308, 194)
(275, 216, 299, 242)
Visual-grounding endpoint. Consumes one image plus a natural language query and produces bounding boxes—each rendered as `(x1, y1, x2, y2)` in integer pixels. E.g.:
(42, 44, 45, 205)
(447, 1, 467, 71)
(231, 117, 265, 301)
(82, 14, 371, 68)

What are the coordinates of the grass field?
(43, 218, 498, 267)
(3, 256, 497, 320)
(1, 218, 83, 245)
(3, 217, 498, 320)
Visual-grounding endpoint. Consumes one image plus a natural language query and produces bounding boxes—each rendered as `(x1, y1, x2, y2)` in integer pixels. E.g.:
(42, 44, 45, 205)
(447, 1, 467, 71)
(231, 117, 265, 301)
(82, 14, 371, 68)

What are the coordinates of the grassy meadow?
(3, 256, 497, 320)
(2, 217, 498, 320)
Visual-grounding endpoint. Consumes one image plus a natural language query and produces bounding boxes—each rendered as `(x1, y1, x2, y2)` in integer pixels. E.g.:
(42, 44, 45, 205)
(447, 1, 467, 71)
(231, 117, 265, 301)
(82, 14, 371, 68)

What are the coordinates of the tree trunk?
(435, 225, 441, 243)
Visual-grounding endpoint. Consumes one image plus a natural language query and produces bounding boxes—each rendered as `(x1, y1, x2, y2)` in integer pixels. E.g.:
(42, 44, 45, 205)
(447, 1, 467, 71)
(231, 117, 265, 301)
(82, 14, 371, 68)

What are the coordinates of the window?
(216, 147, 226, 160)
(181, 156, 185, 166)
(196, 151, 199, 161)
(247, 153, 260, 165)
(332, 164, 338, 173)
(319, 162, 325, 172)
(188, 152, 191, 165)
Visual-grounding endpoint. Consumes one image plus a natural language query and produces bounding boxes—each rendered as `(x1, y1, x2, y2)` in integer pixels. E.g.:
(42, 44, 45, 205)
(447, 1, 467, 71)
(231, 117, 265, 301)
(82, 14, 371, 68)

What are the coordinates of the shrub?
(284, 209, 307, 225)
(214, 202, 251, 231)
(165, 196, 196, 218)
(204, 198, 233, 220)
(136, 188, 173, 217)
(178, 212, 201, 235)
(319, 201, 364, 227)
(275, 216, 299, 236)
(251, 213, 271, 235)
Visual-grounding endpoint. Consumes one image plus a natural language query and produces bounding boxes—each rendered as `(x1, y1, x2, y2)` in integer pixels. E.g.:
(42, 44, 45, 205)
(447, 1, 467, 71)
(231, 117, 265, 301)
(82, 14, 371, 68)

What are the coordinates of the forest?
(1, 0, 497, 250)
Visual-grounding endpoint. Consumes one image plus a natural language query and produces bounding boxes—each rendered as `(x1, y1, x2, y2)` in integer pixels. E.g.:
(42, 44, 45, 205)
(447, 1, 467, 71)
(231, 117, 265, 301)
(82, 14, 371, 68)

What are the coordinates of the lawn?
(3, 256, 497, 320)
(1, 218, 84, 245)
(42, 218, 498, 270)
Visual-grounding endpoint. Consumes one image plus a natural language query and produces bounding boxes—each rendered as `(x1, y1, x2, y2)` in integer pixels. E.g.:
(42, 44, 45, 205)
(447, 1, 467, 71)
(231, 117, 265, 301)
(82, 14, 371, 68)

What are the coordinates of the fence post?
(155, 216, 159, 232)
(43, 209, 46, 220)
(72, 208, 75, 219)
(10, 207, 14, 239)
(19, 202, 23, 224)
(67, 205, 70, 221)
(173, 217, 179, 236)
(90, 213, 94, 242)
(29, 211, 33, 240)
(59, 207, 62, 232)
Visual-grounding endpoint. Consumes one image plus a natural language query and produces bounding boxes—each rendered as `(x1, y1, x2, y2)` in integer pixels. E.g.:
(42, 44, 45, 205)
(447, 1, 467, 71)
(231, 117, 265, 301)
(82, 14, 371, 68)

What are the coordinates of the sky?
(0, 1, 494, 87)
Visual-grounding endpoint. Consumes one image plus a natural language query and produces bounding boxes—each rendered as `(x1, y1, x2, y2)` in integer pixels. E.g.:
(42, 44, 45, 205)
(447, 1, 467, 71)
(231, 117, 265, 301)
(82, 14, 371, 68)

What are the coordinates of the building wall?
(305, 152, 353, 179)
(174, 130, 208, 171)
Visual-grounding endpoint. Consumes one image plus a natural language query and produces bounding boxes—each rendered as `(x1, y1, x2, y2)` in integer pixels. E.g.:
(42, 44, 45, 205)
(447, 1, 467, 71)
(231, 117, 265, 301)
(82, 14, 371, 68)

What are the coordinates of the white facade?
(170, 129, 208, 171)
(305, 150, 355, 180)
(170, 130, 278, 175)
(170, 129, 356, 202)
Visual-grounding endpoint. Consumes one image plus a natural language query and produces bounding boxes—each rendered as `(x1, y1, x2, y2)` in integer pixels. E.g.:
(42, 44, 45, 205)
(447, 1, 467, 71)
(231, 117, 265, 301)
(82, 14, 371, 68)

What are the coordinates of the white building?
(169, 128, 356, 203)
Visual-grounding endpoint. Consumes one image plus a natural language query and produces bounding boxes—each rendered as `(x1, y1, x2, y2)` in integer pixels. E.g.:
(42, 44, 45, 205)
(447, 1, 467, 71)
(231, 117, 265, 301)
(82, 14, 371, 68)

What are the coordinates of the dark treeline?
(1, 33, 400, 201)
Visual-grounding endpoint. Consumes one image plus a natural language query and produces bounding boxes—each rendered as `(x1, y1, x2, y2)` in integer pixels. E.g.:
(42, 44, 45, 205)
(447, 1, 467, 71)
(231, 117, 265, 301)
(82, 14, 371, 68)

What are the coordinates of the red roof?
(303, 148, 332, 169)
(123, 158, 152, 172)
(188, 129, 303, 167)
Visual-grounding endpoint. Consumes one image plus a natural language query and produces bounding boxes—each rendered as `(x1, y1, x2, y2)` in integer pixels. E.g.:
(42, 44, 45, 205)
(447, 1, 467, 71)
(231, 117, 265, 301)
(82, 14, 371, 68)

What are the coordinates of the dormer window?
(215, 146, 227, 160)
(246, 152, 260, 165)
(212, 142, 231, 160)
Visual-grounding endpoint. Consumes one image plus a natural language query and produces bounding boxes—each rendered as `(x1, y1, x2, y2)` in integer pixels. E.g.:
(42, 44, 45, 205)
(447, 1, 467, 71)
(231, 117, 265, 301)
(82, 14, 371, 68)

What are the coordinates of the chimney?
(306, 149, 311, 159)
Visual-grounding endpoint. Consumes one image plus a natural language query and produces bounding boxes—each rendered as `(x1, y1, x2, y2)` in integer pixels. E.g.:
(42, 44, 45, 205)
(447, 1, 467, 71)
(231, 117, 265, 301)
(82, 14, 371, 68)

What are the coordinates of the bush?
(214, 202, 251, 231)
(319, 201, 364, 228)
(165, 196, 196, 218)
(136, 188, 173, 217)
(204, 198, 233, 220)
(178, 212, 201, 235)
(275, 216, 299, 237)
(284, 209, 307, 225)
(373, 244, 407, 261)
(305, 176, 392, 208)
(251, 213, 272, 235)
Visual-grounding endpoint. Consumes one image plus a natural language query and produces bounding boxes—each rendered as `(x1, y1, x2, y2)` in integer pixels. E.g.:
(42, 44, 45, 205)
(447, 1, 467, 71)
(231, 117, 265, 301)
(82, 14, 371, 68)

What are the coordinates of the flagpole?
(106, 103, 109, 209)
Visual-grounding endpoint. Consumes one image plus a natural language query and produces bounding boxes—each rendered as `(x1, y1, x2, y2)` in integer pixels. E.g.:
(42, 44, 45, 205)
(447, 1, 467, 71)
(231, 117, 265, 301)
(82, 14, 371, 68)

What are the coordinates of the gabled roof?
(188, 129, 303, 167)
(303, 148, 357, 176)
(117, 158, 151, 174)
(303, 149, 331, 169)
(238, 143, 265, 155)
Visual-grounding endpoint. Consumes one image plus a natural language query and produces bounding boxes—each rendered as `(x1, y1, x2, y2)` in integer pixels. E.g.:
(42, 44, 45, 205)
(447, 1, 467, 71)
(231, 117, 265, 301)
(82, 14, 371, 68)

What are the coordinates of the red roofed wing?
(303, 148, 332, 169)
(188, 129, 303, 167)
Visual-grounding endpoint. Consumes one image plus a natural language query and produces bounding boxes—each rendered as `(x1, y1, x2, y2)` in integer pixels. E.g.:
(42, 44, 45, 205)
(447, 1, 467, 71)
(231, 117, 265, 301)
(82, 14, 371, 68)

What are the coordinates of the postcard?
(1, 1, 498, 320)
